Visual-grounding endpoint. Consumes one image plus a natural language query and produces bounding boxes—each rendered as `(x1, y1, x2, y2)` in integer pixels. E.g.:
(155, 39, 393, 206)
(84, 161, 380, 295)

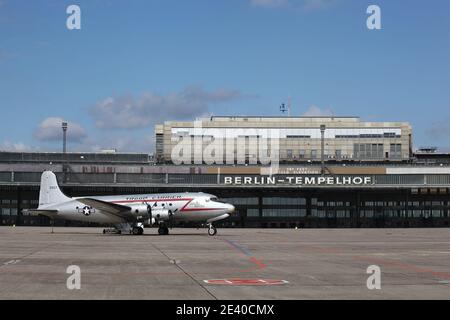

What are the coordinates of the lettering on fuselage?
(124, 195, 185, 201)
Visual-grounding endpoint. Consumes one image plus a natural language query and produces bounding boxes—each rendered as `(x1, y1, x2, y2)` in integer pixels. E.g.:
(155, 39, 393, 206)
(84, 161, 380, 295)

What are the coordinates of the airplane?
(23, 171, 235, 236)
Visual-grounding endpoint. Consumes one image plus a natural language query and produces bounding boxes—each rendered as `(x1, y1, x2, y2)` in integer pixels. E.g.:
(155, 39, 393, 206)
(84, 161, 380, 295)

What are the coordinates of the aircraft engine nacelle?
(152, 208, 174, 222)
(129, 204, 151, 221)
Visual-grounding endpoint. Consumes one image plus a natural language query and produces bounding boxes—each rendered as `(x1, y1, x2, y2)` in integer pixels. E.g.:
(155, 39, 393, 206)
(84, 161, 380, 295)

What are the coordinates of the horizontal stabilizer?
(22, 209, 58, 218)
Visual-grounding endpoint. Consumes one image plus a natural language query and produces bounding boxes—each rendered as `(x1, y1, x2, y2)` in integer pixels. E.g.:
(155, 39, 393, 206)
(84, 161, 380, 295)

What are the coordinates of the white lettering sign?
(224, 176, 373, 186)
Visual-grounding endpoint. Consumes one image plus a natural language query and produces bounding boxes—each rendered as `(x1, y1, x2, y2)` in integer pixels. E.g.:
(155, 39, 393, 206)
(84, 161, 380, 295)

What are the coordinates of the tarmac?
(0, 226, 449, 300)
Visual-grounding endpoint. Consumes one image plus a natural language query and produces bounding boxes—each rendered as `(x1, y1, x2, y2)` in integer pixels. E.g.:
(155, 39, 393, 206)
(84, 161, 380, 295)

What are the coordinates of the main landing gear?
(158, 225, 169, 235)
(207, 224, 217, 236)
(132, 226, 144, 235)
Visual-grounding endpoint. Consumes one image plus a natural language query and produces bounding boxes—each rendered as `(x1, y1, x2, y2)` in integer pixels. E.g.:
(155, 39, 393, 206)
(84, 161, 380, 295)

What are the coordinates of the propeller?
(143, 202, 153, 226)
(168, 210, 174, 229)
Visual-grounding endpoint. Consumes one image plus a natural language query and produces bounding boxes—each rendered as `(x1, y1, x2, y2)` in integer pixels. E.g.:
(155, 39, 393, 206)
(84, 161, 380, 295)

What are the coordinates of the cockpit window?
(210, 197, 226, 203)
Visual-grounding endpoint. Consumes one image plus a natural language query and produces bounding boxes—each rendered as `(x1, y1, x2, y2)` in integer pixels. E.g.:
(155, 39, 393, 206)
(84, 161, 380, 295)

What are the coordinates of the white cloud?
(90, 86, 246, 130)
(301, 105, 334, 116)
(0, 140, 33, 152)
(34, 117, 87, 142)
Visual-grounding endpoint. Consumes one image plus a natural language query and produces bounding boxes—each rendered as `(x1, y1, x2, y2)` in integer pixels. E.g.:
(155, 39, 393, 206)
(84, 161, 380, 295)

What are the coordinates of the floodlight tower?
(62, 121, 68, 183)
(62, 122, 68, 154)
(320, 124, 326, 175)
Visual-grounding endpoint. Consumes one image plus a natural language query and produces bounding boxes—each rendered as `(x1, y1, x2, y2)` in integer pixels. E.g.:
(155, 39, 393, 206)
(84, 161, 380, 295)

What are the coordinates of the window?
(247, 209, 259, 217)
(390, 144, 402, 159)
(311, 150, 317, 159)
(353, 143, 383, 159)
(287, 149, 293, 159)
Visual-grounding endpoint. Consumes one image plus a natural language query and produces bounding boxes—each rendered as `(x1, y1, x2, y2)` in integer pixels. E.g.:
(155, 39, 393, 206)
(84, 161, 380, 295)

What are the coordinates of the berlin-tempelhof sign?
(223, 176, 373, 186)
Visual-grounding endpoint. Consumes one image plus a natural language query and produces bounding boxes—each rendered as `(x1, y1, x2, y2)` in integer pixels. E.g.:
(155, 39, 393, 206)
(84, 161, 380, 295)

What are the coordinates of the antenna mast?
(279, 99, 291, 117)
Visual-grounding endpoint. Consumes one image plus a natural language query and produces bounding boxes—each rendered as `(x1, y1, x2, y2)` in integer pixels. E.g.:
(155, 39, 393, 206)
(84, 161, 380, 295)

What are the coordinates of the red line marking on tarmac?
(249, 256, 267, 269)
(203, 278, 288, 286)
(221, 238, 268, 271)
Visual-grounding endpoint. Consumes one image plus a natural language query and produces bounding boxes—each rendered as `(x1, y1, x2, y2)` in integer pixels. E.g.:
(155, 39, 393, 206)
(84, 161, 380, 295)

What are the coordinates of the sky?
(0, 0, 449, 153)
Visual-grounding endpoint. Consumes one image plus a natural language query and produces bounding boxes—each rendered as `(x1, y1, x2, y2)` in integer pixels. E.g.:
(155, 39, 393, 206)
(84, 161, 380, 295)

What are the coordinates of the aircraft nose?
(227, 204, 235, 214)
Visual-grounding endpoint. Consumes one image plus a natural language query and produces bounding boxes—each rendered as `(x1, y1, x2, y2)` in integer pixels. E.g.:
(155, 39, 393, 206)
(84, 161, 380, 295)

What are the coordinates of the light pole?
(320, 124, 326, 175)
(62, 122, 68, 154)
(62, 122, 68, 183)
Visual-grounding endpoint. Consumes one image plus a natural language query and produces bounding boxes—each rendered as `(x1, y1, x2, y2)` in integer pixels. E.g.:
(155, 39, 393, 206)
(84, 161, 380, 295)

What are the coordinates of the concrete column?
(320, 124, 326, 175)
(16, 186, 22, 226)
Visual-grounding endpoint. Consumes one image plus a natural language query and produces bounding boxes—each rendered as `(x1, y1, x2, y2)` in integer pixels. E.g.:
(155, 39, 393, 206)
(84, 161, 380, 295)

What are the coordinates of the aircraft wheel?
(132, 227, 142, 235)
(158, 226, 169, 235)
(208, 226, 217, 236)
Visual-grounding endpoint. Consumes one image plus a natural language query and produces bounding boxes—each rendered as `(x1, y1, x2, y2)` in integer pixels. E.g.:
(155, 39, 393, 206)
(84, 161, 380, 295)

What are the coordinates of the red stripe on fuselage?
(111, 198, 193, 204)
(110, 198, 226, 212)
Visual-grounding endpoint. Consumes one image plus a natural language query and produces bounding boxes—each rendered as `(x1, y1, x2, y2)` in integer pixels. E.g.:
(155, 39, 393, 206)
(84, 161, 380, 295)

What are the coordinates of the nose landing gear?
(207, 224, 217, 236)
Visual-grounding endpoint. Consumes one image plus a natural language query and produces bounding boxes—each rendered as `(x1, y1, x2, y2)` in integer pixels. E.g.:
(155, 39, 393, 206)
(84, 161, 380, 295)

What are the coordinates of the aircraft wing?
(77, 198, 133, 220)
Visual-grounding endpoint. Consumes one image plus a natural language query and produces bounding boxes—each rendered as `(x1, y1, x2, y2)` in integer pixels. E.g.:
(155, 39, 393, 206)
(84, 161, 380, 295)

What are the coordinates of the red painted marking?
(249, 257, 267, 269)
(181, 208, 227, 211)
(111, 198, 193, 204)
(112, 198, 226, 213)
(204, 278, 288, 286)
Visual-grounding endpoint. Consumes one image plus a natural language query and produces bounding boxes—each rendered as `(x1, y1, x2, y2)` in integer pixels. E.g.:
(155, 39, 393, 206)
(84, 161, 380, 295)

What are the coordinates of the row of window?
(0, 199, 38, 205)
(1, 208, 18, 215)
(219, 197, 259, 205)
(245, 209, 447, 218)
(360, 210, 445, 218)
(336, 133, 401, 138)
(263, 197, 306, 205)
(262, 209, 307, 217)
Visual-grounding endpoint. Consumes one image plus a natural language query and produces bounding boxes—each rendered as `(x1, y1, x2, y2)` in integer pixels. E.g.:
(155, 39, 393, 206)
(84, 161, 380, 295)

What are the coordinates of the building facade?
(0, 151, 449, 228)
(155, 116, 412, 164)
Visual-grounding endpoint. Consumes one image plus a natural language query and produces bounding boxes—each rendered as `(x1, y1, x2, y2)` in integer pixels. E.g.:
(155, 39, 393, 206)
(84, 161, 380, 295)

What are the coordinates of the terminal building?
(155, 116, 412, 164)
(0, 116, 449, 229)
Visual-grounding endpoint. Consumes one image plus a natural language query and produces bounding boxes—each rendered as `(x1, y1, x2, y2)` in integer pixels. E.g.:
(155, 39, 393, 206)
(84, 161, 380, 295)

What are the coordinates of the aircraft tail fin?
(38, 171, 71, 208)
